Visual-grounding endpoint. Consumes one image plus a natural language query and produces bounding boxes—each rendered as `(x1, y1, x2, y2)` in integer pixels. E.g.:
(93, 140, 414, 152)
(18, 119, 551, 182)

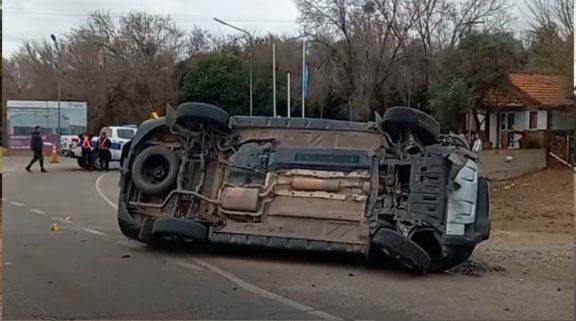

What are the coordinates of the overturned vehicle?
(118, 102, 490, 274)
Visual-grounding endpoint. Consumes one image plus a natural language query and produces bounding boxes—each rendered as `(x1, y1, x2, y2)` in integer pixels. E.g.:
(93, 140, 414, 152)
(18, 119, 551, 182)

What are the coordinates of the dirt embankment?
(490, 165, 573, 234)
(459, 165, 573, 283)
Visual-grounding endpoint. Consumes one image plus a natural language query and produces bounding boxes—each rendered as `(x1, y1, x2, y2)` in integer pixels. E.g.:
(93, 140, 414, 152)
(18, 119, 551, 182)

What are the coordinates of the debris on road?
(121, 255, 131, 259)
(51, 224, 61, 232)
(447, 259, 505, 277)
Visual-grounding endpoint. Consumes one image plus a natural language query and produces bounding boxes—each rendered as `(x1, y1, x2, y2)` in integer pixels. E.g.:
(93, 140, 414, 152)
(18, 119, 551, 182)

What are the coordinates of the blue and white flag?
(303, 64, 311, 97)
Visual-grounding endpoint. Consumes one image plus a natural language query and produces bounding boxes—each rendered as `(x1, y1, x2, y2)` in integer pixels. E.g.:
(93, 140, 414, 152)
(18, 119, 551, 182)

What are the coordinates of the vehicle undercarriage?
(118, 102, 490, 274)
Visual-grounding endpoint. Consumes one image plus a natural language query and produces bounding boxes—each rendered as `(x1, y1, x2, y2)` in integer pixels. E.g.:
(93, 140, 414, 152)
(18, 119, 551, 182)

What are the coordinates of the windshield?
(117, 128, 136, 140)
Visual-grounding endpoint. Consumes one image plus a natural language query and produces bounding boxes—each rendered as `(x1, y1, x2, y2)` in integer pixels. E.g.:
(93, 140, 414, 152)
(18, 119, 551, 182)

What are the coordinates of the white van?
(69, 126, 137, 168)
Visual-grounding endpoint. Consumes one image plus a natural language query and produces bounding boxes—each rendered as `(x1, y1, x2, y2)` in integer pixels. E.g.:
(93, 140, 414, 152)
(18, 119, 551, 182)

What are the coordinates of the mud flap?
(371, 229, 431, 275)
(149, 218, 208, 244)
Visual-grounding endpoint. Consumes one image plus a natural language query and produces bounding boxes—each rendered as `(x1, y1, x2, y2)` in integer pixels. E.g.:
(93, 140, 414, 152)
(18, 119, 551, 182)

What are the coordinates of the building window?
(500, 112, 516, 130)
(529, 111, 538, 129)
(507, 113, 515, 130)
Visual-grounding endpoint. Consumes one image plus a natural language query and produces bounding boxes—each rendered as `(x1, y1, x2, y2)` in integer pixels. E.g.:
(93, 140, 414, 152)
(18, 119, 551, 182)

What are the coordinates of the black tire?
(77, 158, 85, 169)
(131, 146, 180, 195)
(371, 228, 431, 275)
(381, 106, 440, 146)
(176, 102, 230, 130)
(93, 154, 101, 170)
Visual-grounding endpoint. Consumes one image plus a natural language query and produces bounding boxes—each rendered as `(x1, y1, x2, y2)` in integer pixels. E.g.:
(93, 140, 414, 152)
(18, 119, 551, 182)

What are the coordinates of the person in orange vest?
(81, 131, 93, 171)
(98, 131, 112, 171)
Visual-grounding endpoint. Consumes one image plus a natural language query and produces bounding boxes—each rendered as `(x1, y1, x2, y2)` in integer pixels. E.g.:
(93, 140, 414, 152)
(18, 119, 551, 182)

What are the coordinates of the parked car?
(68, 126, 137, 168)
(60, 135, 80, 157)
(117, 102, 490, 274)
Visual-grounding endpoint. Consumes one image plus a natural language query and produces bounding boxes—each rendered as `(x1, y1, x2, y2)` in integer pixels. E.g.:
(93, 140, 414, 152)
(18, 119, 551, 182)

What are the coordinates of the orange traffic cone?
(50, 144, 60, 163)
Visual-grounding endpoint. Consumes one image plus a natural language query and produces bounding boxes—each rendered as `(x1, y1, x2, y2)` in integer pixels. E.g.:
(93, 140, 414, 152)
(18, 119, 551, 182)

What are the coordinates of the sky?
(3, 0, 531, 58)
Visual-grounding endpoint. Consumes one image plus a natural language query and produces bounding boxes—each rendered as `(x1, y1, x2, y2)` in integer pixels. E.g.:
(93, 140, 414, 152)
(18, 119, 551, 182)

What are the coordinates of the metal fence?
(549, 130, 574, 164)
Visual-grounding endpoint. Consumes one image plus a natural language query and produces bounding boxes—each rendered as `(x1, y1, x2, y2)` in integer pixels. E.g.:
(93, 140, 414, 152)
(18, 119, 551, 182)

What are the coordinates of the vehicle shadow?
(150, 241, 423, 278)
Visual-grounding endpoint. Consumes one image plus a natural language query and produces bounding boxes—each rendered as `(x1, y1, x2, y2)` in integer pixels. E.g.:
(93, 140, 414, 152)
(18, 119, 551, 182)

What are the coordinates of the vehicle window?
(117, 128, 136, 139)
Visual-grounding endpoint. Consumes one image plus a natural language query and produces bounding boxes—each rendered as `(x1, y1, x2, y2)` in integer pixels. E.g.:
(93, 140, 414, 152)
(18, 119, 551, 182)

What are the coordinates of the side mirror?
(374, 111, 384, 132)
(374, 111, 383, 123)
(165, 103, 176, 128)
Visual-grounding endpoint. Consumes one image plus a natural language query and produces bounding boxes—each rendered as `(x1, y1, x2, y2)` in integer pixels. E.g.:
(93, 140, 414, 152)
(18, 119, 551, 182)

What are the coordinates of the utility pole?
(287, 72, 291, 118)
(50, 34, 62, 135)
(301, 40, 306, 118)
(272, 43, 277, 117)
(213, 18, 254, 116)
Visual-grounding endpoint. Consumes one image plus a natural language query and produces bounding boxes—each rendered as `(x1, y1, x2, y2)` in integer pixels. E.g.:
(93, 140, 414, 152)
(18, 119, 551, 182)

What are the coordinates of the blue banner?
(303, 64, 311, 97)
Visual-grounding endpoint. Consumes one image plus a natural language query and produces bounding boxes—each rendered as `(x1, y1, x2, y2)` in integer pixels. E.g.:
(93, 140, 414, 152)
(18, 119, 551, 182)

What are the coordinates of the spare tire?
(176, 102, 230, 130)
(131, 146, 180, 195)
(381, 106, 440, 146)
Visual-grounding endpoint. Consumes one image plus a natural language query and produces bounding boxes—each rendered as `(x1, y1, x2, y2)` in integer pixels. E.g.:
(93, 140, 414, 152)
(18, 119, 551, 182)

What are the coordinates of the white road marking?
(188, 258, 344, 321)
(5, 262, 12, 266)
(116, 240, 146, 250)
(82, 227, 105, 236)
(95, 172, 118, 209)
(87, 225, 106, 231)
(10, 201, 24, 207)
(29, 209, 46, 215)
(95, 172, 344, 321)
(169, 258, 204, 271)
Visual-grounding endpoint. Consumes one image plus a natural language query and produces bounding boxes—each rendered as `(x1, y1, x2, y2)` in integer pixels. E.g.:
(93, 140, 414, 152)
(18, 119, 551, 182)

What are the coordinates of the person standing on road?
(81, 131, 93, 171)
(98, 131, 112, 171)
(472, 133, 483, 152)
(25, 126, 47, 173)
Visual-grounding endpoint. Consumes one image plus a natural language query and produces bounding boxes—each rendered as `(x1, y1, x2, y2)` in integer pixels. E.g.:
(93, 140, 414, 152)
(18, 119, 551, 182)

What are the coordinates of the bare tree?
(295, 0, 419, 119)
(524, 0, 573, 89)
(525, 0, 573, 37)
(4, 11, 192, 130)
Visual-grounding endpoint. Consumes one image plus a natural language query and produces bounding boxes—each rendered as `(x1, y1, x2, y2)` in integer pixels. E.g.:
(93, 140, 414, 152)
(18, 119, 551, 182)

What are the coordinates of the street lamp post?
(213, 18, 254, 116)
(50, 34, 62, 135)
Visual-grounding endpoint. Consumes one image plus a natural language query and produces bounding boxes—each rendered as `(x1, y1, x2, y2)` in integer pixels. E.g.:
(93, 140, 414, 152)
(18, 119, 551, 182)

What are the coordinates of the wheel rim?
(142, 155, 169, 185)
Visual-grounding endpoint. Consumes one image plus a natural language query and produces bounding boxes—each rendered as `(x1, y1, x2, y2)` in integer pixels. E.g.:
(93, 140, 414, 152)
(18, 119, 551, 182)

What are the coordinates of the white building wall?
(537, 110, 548, 130)
(489, 112, 498, 146)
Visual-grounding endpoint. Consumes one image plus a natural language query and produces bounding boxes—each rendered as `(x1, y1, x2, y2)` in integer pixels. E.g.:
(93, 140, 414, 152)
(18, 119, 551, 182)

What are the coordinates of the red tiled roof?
(485, 73, 573, 109)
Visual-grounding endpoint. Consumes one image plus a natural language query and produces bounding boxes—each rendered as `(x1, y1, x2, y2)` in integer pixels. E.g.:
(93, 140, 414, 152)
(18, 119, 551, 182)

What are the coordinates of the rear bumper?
(117, 194, 142, 239)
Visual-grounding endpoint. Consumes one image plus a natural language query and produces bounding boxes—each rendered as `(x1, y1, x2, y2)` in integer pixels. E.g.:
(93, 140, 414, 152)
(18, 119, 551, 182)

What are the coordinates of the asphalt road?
(3, 157, 572, 320)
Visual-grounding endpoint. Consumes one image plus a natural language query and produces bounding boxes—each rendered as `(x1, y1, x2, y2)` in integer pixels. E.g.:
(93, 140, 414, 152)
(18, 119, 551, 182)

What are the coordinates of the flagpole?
(272, 43, 277, 117)
(287, 72, 291, 118)
(301, 40, 306, 118)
